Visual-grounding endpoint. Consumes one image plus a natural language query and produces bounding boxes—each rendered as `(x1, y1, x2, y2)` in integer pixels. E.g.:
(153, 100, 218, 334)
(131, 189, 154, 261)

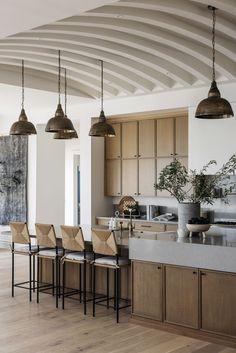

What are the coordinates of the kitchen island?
(129, 229, 236, 348)
(39, 226, 236, 347)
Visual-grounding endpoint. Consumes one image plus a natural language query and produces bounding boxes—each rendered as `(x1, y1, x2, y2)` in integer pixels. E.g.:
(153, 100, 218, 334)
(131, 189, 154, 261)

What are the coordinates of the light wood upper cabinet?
(138, 120, 155, 158)
(105, 123, 121, 159)
(122, 121, 138, 159)
(165, 265, 199, 329)
(175, 117, 188, 156)
(122, 159, 138, 196)
(105, 160, 121, 196)
(156, 157, 173, 197)
(201, 270, 236, 337)
(132, 261, 163, 321)
(139, 159, 156, 196)
(156, 118, 174, 157)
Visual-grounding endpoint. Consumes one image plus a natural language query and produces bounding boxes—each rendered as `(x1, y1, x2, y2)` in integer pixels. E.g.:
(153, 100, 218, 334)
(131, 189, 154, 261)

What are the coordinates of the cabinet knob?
(193, 271, 197, 275)
(157, 266, 162, 270)
(117, 192, 121, 195)
(201, 272, 206, 276)
(134, 155, 137, 157)
(138, 154, 141, 157)
(138, 192, 141, 195)
(117, 155, 120, 158)
(134, 193, 137, 195)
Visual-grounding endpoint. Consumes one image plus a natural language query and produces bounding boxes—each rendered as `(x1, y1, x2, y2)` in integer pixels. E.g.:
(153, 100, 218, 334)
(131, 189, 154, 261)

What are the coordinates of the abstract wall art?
(0, 136, 28, 224)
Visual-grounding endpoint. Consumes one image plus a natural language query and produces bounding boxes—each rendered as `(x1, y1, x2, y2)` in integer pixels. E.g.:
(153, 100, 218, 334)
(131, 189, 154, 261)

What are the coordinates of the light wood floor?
(0, 249, 235, 353)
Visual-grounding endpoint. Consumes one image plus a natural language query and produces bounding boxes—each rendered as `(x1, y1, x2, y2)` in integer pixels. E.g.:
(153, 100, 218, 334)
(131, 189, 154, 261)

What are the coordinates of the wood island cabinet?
(132, 261, 163, 320)
(201, 270, 236, 337)
(165, 265, 199, 328)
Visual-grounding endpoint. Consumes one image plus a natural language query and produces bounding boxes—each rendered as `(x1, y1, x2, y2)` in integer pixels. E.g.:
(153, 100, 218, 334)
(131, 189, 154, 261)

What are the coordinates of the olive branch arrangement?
(154, 154, 236, 205)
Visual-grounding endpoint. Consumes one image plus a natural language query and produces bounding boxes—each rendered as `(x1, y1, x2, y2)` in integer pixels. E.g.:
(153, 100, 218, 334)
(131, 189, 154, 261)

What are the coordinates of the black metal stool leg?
(116, 268, 119, 323)
(55, 258, 58, 308)
(107, 268, 109, 309)
(33, 255, 36, 292)
(11, 251, 14, 297)
(29, 254, 32, 302)
(79, 264, 82, 303)
(93, 265, 96, 317)
(83, 261, 86, 315)
(58, 259, 61, 298)
(114, 269, 116, 311)
(37, 256, 40, 303)
(62, 261, 65, 309)
(52, 261, 55, 296)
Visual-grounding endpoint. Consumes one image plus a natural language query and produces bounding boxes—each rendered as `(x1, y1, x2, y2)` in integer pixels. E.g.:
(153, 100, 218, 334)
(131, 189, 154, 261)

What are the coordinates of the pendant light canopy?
(195, 6, 234, 119)
(45, 50, 75, 133)
(54, 68, 78, 140)
(89, 60, 115, 137)
(10, 60, 37, 135)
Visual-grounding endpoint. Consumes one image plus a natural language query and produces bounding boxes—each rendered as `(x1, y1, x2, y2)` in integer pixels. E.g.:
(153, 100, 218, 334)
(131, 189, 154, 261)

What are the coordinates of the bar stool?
(10, 222, 38, 302)
(61, 225, 93, 314)
(91, 228, 130, 323)
(35, 223, 63, 308)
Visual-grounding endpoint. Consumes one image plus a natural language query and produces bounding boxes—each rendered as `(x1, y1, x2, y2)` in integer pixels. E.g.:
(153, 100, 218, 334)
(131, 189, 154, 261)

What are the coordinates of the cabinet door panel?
(122, 122, 138, 158)
(105, 123, 121, 159)
(139, 159, 156, 196)
(105, 160, 121, 196)
(139, 120, 155, 158)
(165, 266, 199, 328)
(156, 118, 174, 157)
(201, 271, 236, 337)
(156, 157, 173, 197)
(122, 159, 138, 196)
(132, 261, 162, 320)
(175, 117, 188, 156)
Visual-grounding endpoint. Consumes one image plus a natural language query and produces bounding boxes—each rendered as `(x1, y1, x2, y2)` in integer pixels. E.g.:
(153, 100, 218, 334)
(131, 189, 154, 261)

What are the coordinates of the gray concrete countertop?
(129, 231, 236, 273)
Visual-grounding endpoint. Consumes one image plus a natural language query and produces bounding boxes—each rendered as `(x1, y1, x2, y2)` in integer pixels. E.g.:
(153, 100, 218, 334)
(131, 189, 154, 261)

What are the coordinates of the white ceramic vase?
(177, 202, 200, 237)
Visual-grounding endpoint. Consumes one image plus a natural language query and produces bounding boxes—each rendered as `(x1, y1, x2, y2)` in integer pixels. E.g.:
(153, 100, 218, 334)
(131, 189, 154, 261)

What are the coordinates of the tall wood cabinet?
(105, 113, 188, 197)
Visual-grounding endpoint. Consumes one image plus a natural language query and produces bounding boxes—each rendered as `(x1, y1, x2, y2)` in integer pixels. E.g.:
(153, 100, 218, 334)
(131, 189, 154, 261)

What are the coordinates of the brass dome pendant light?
(195, 6, 234, 119)
(54, 68, 78, 139)
(89, 60, 115, 137)
(45, 50, 75, 133)
(10, 60, 37, 135)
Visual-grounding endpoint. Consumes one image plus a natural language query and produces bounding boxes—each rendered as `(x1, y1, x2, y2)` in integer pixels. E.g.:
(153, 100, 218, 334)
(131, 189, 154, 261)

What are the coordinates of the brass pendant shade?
(10, 60, 37, 135)
(89, 60, 115, 137)
(45, 50, 76, 133)
(89, 110, 115, 137)
(195, 80, 234, 119)
(195, 6, 234, 120)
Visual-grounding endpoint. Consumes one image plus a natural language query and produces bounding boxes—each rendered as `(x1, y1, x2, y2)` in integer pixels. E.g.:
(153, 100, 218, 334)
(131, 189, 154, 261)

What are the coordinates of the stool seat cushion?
(64, 251, 93, 262)
(38, 249, 63, 257)
(94, 256, 130, 267)
(13, 244, 38, 253)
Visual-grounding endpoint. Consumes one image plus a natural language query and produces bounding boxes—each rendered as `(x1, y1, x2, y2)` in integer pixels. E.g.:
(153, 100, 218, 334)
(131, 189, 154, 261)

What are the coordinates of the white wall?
(35, 124, 65, 226)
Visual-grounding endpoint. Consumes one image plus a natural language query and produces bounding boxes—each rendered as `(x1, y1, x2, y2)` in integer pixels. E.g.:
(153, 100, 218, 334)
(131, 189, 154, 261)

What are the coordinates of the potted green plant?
(154, 154, 236, 237)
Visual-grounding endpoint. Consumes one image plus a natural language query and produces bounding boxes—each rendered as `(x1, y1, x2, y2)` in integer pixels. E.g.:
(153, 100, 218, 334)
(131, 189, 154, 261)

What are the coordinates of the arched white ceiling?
(0, 0, 235, 100)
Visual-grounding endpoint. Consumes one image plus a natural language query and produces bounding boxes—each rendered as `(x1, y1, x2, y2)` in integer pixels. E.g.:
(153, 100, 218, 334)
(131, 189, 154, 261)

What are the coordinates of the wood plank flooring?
(0, 249, 235, 353)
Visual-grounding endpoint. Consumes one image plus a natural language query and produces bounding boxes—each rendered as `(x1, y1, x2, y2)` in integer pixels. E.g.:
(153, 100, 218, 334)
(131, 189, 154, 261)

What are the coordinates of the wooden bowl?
(186, 224, 211, 233)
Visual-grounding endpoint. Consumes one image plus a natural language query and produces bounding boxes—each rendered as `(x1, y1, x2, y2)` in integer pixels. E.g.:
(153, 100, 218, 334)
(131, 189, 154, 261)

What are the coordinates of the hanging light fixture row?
(45, 50, 75, 133)
(10, 60, 37, 135)
(89, 60, 116, 137)
(195, 6, 234, 119)
(54, 68, 78, 139)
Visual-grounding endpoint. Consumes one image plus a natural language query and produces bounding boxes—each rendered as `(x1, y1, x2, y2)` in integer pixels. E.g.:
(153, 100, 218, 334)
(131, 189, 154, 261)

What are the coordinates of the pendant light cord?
(212, 7, 216, 82)
(22, 59, 24, 109)
(58, 50, 61, 104)
(64, 68, 67, 116)
(101, 60, 104, 111)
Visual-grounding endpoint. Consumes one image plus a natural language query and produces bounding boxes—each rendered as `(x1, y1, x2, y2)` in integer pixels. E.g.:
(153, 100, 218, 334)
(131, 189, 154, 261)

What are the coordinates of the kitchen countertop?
(96, 216, 178, 225)
(129, 230, 236, 273)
